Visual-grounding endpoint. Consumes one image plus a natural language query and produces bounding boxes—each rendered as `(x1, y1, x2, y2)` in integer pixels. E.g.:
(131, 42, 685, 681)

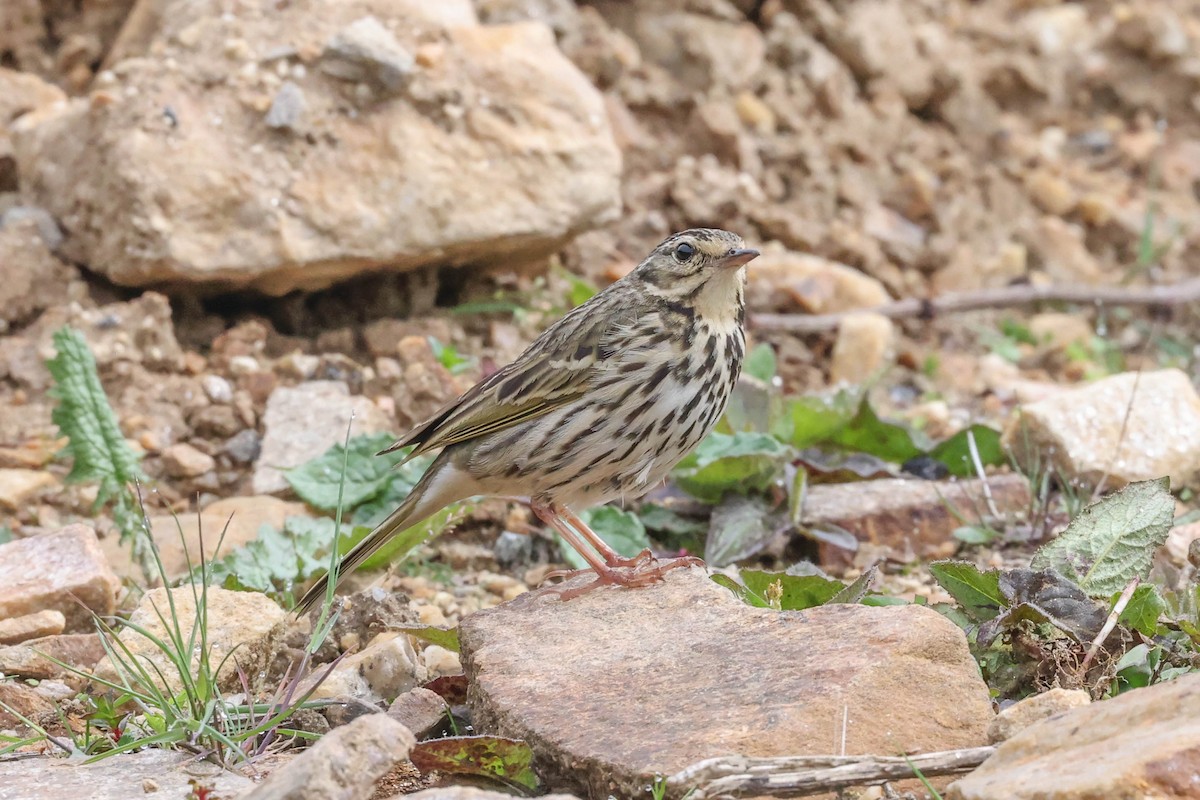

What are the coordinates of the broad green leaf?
(409, 735, 540, 793)
(744, 343, 777, 382)
(347, 505, 460, 571)
(557, 506, 650, 571)
(198, 516, 345, 603)
(1118, 585, 1166, 637)
(285, 432, 408, 510)
(775, 388, 861, 447)
(673, 432, 792, 503)
(637, 504, 707, 538)
(715, 569, 845, 611)
(1031, 478, 1175, 596)
(827, 398, 926, 463)
(398, 626, 460, 653)
(830, 566, 876, 604)
(927, 425, 1005, 477)
(929, 561, 1005, 622)
(705, 494, 779, 567)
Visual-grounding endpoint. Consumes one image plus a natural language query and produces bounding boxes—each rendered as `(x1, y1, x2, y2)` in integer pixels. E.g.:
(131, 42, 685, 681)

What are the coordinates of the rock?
(225, 429, 263, 464)
(160, 442, 216, 478)
(0, 218, 80, 332)
(802, 474, 1032, 570)
(92, 587, 285, 695)
(0, 634, 107, 681)
(0, 525, 121, 631)
(746, 245, 890, 314)
(829, 312, 895, 385)
(306, 632, 425, 705)
(0, 680, 58, 729)
(320, 16, 415, 95)
(421, 644, 462, 679)
(387, 687, 449, 739)
(392, 336, 467, 428)
(99, 495, 312, 581)
(0, 609, 66, 645)
(988, 688, 1091, 744)
(0, 67, 66, 191)
(460, 568, 992, 798)
(13, 1, 620, 294)
(948, 671, 1200, 799)
(0, 750, 255, 800)
(1003, 369, 1200, 489)
(1024, 169, 1077, 216)
(254, 381, 393, 494)
(392, 789, 581, 800)
(1025, 217, 1105, 284)
(0, 468, 56, 510)
(243, 713, 416, 800)
(1, 205, 64, 250)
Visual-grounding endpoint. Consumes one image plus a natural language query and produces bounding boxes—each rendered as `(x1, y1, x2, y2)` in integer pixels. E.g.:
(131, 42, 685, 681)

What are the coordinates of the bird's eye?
(673, 242, 696, 262)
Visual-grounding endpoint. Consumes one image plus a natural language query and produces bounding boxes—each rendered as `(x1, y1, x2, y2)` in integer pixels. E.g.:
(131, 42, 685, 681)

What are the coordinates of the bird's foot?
(540, 555, 705, 600)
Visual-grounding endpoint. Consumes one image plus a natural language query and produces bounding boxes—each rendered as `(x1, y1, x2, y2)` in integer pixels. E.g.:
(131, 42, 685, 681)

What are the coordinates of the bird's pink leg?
(559, 505, 654, 568)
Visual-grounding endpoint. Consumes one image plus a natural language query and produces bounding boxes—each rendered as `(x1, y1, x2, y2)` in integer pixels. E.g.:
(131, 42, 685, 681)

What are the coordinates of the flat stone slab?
(949, 671, 1200, 799)
(0, 750, 255, 800)
(459, 567, 993, 798)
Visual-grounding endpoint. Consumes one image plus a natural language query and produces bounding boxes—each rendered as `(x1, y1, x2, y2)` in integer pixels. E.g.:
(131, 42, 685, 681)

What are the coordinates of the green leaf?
(1119, 585, 1166, 637)
(557, 506, 650, 571)
(354, 506, 459, 571)
(929, 561, 1005, 622)
(428, 337, 476, 375)
(744, 343, 777, 382)
(927, 425, 1005, 478)
(563, 271, 598, 308)
(776, 388, 861, 448)
(398, 626, 460, 653)
(637, 504, 707, 538)
(198, 516, 344, 604)
(285, 433, 407, 510)
(830, 566, 876, 604)
(1031, 478, 1175, 596)
(46, 327, 146, 553)
(714, 569, 845, 611)
(672, 432, 792, 503)
(705, 495, 779, 567)
(409, 736, 540, 793)
(827, 398, 926, 463)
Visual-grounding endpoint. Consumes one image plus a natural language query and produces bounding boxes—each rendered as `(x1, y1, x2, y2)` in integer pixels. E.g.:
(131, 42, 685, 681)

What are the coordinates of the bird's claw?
(538, 554, 705, 600)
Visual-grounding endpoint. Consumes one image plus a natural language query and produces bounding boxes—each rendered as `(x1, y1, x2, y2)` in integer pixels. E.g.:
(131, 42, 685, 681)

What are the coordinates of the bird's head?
(632, 228, 758, 326)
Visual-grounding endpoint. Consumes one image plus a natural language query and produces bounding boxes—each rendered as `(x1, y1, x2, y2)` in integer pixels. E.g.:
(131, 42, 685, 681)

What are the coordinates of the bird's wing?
(381, 300, 628, 462)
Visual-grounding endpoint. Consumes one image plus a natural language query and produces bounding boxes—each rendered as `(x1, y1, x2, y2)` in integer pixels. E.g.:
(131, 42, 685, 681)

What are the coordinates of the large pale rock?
(93, 586, 285, 695)
(12, 0, 621, 294)
(254, 381, 393, 494)
(0, 750, 255, 800)
(305, 631, 425, 704)
(460, 568, 992, 798)
(829, 312, 895, 385)
(243, 713, 415, 800)
(0, 467, 56, 510)
(0, 634, 107, 681)
(1004, 369, 1200, 489)
(949, 672, 1200, 799)
(0, 525, 121, 631)
(98, 495, 313, 581)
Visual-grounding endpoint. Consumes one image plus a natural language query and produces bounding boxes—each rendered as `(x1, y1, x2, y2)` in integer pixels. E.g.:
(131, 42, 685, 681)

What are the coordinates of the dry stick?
(750, 278, 1200, 333)
(669, 746, 996, 799)
(1080, 576, 1141, 674)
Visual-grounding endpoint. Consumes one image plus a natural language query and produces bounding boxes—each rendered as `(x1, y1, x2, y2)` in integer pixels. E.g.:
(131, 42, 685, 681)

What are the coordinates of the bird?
(295, 228, 759, 614)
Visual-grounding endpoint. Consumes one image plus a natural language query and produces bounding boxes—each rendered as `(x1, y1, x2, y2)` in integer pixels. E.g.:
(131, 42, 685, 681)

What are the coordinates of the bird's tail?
(293, 455, 468, 617)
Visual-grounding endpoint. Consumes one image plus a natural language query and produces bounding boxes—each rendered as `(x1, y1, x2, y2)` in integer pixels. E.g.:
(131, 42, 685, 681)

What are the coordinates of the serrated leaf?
(929, 561, 1005, 622)
(46, 327, 145, 544)
(977, 568, 1107, 646)
(409, 735, 540, 794)
(557, 506, 650, 571)
(1031, 478, 1175, 596)
(1118, 585, 1166, 637)
(284, 432, 408, 510)
(673, 431, 792, 503)
(744, 343, 777, 382)
(705, 494, 780, 567)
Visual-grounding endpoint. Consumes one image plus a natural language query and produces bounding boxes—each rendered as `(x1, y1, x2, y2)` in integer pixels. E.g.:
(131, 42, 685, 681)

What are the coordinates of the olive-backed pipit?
(296, 228, 758, 613)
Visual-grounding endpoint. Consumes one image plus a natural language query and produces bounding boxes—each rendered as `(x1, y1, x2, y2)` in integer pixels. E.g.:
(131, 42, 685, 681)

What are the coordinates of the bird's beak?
(718, 248, 760, 268)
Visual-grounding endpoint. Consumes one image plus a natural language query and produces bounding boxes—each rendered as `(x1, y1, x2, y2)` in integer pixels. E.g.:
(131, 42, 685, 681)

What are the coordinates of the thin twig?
(967, 429, 1000, 519)
(669, 746, 996, 799)
(751, 278, 1200, 333)
(1081, 576, 1141, 674)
